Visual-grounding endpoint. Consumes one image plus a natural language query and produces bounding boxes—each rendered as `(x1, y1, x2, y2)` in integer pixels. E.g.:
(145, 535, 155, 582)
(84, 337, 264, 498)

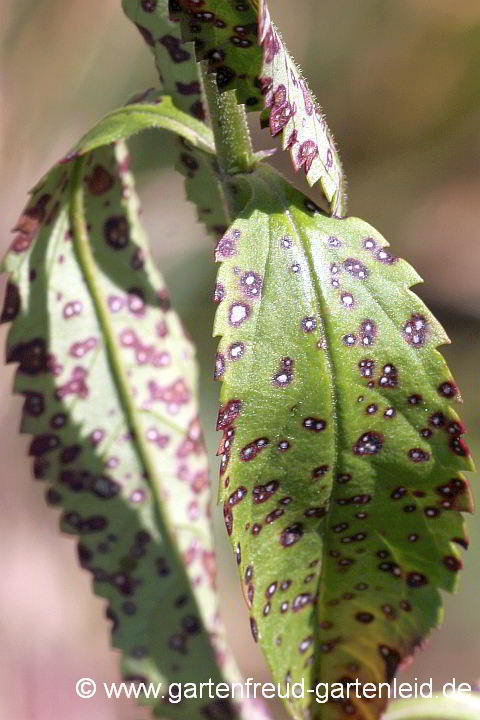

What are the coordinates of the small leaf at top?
(122, 0, 208, 121)
(123, 0, 231, 238)
(213, 164, 473, 720)
(171, 0, 346, 217)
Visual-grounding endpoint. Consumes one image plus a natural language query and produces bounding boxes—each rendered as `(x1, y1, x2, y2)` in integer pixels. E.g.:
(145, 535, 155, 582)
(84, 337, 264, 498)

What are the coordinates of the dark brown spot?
(301, 316, 317, 333)
(438, 381, 457, 399)
(280, 523, 303, 547)
(223, 503, 233, 535)
(240, 271, 263, 299)
(216, 399, 242, 430)
(29, 434, 60, 456)
(266, 509, 284, 523)
(378, 645, 401, 682)
(252, 480, 279, 504)
(228, 486, 247, 506)
(292, 593, 313, 612)
(407, 572, 428, 588)
(403, 314, 427, 348)
(359, 319, 376, 346)
(159, 34, 190, 63)
(8, 337, 47, 375)
(1, 282, 21, 322)
(408, 448, 430, 463)
(344, 258, 368, 280)
(304, 507, 326, 518)
(429, 412, 445, 427)
(176, 80, 201, 95)
(240, 437, 269, 461)
(85, 165, 114, 195)
(312, 465, 329, 479)
(23, 391, 45, 417)
(273, 357, 294, 387)
(359, 359, 375, 378)
(353, 431, 384, 456)
(379, 363, 398, 389)
(104, 216, 129, 249)
(303, 417, 326, 432)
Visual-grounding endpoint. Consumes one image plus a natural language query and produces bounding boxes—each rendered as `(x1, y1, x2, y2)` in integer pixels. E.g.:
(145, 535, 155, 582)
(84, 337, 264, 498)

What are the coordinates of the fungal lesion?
(272, 357, 294, 387)
(353, 431, 384, 456)
(403, 313, 428, 348)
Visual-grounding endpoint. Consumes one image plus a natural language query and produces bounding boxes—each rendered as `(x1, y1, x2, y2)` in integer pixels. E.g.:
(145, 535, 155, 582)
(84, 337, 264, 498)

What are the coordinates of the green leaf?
(180, 144, 231, 237)
(122, 0, 231, 238)
(122, 0, 207, 121)
(213, 164, 473, 720)
(68, 92, 215, 157)
(171, 0, 346, 217)
(384, 695, 480, 720)
(1, 142, 245, 720)
(68, 90, 230, 237)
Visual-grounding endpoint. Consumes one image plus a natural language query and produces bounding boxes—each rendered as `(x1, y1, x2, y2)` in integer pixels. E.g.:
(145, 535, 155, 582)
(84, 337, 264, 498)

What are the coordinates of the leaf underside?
(213, 164, 473, 720)
(122, 0, 231, 238)
(171, 0, 346, 217)
(1, 142, 243, 720)
(69, 91, 215, 157)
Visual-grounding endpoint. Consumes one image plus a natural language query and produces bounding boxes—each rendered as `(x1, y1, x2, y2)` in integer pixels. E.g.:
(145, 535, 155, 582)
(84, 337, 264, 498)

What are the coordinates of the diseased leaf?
(122, 0, 207, 122)
(69, 90, 230, 238)
(68, 92, 214, 157)
(171, 0, 346, 216)
(123, 0, 231, 238)
(181, 145, 232, 238)
(1, 143, 246, 720)
(213, 164, 473, 720)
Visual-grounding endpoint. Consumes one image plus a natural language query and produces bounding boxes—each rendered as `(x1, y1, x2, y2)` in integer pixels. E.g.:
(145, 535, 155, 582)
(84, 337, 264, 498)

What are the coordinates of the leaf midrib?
(69, 157, 170, 531)
(67, 157, 230, 677)
(248, 168, 342, 686)
(284, 202, 345, 686)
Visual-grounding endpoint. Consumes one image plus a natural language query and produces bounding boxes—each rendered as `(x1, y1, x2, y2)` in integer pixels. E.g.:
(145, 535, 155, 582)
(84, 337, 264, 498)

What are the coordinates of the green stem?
(201, 65, 255, 176)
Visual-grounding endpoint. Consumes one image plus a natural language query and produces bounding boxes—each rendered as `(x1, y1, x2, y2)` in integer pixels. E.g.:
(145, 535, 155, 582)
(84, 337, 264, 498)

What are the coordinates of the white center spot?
(229, 304, 248, 325)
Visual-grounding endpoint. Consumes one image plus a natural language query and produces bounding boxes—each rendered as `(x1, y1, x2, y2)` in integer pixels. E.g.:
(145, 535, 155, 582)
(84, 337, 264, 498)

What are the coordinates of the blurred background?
(0, 0, 479, 718)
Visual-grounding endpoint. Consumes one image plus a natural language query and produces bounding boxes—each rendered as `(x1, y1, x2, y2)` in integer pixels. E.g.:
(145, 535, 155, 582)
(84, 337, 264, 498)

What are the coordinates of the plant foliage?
(214, 164, 473, 720)
(123, 0, 232, 238)
(171, 0, 346, 216)
(1, 2, 475, 720)
(0, 141, 248, 720)
(69, 91, 214, 156)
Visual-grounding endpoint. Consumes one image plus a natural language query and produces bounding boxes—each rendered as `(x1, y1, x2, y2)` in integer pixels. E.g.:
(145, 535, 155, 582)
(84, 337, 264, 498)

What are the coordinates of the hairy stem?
(202, 65, 255, 177)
